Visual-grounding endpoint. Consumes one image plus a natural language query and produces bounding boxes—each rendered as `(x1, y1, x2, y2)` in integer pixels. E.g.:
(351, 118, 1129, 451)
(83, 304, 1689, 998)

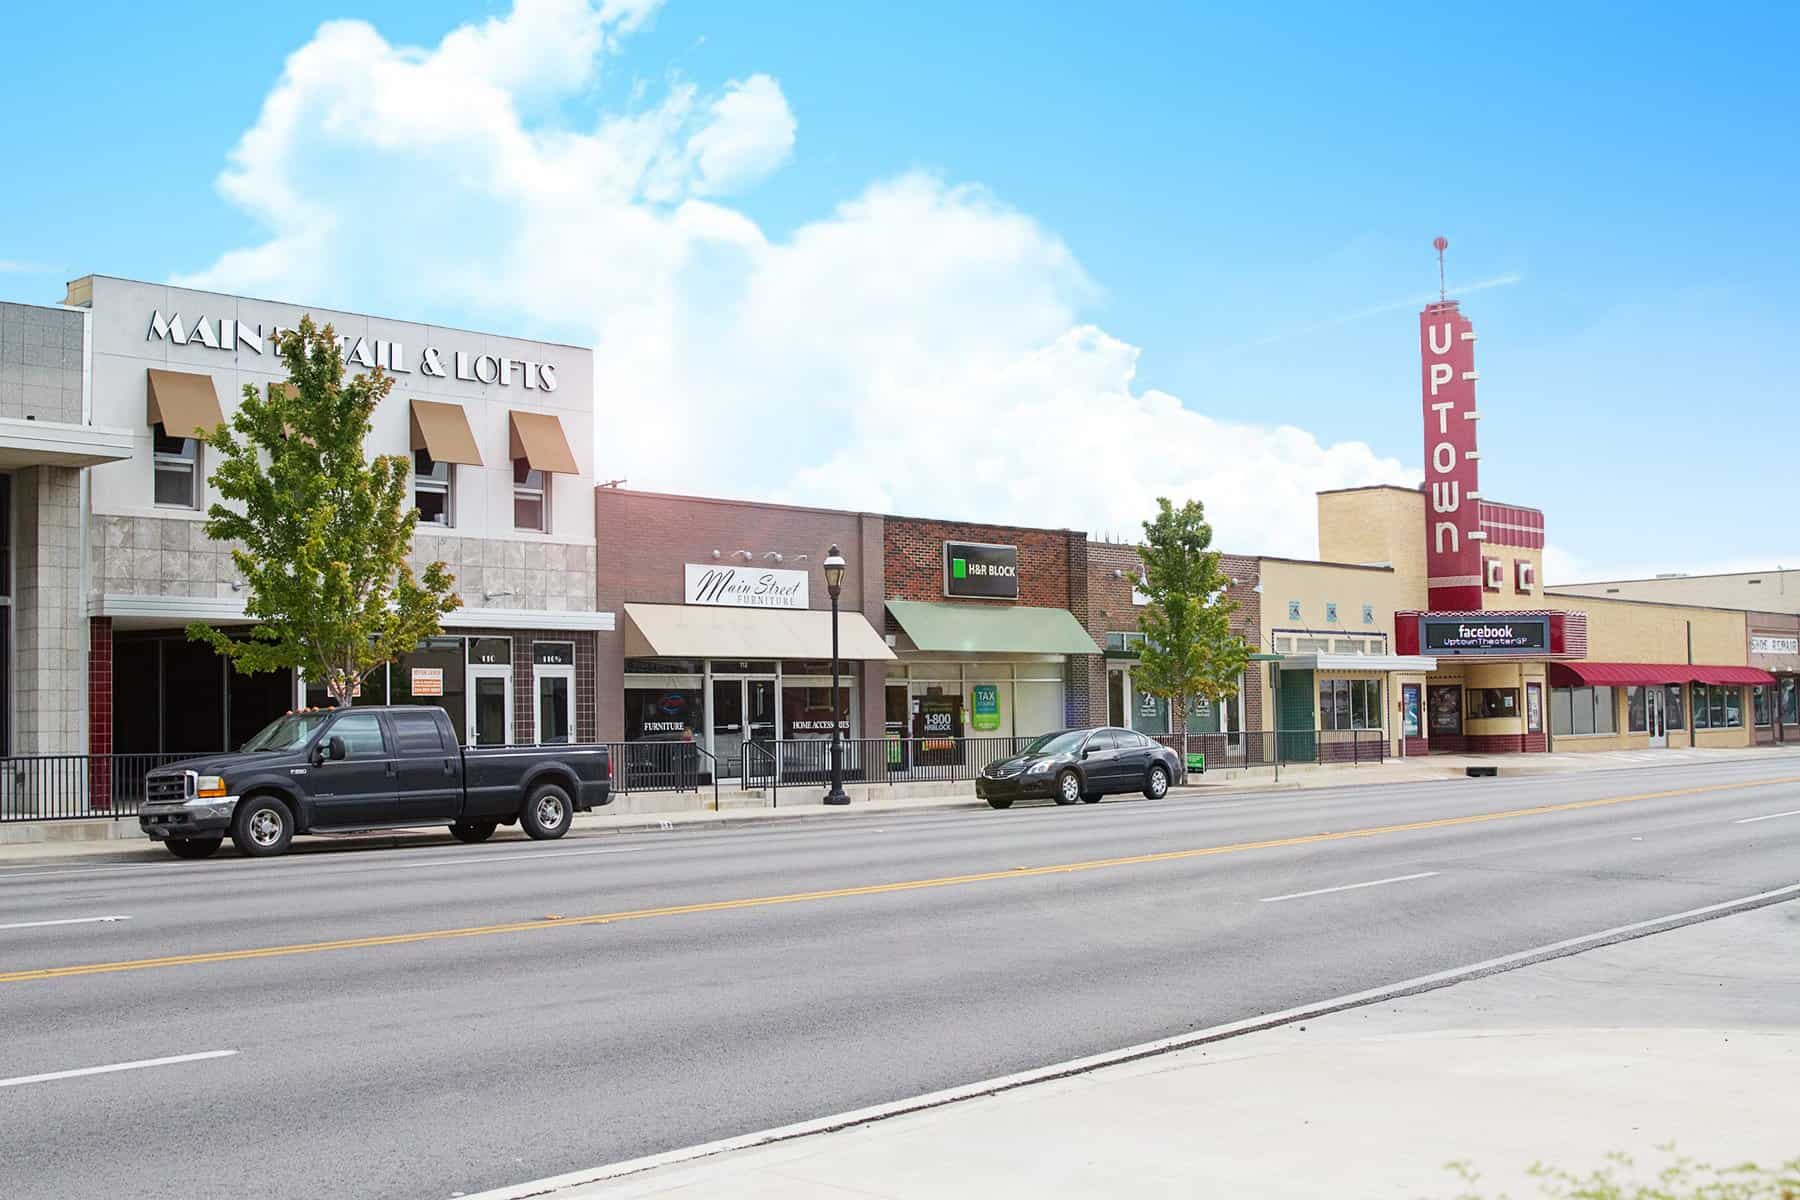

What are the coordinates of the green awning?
(886, 600, 1101, 656)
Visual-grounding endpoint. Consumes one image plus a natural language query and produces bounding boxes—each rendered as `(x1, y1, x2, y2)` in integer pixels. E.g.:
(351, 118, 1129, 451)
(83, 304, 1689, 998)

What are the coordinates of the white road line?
(0, 1050, 237, 1090)
(1258, 872, 1439, 904)
(0, 915, 131, 932)
(1735, 808, 1800, 825)
(453, 881, 1800, 1200)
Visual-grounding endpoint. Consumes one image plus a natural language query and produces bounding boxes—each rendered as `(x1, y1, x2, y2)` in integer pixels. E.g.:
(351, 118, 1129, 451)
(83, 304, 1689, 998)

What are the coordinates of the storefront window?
(1666, 685, 1686, 730)
(625, 687, 704, 740)
(625, 657, 702, 675)
(1466, 688, 1519, 720)
(1321, 679, 1382, 731)
(782, 684, 851, 740)
(1722, 686, 1741, 728)
(1627, 686, 1647, 733)
(1550, 686, 1616, 736)
(1753, 686, 1771, 727)
(1783, 679, 1799, 725)
(393, 637, 468, 745)
(1132, 686, 1169, 735)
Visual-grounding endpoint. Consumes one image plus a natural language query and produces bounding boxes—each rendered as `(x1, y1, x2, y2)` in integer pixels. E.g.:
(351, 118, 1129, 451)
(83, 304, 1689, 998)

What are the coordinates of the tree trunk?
(1176, 695, 1190, 783)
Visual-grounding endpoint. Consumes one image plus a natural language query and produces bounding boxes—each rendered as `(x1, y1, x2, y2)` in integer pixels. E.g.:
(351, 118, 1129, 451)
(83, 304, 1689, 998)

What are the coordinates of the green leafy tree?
(188, 316, 460, 708)
(1133, 497, 1251, 772)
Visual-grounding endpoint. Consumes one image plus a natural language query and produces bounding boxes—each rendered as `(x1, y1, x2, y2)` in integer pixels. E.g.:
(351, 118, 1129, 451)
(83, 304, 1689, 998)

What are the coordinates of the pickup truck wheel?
(231, 796, 293, 857)
(165, 837, 223, 859)
(449, 820, 498, 844)
(521, 783, 574, 840)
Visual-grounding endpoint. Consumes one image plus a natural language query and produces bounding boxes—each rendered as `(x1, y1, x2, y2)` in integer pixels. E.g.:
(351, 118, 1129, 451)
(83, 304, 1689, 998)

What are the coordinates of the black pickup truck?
(138, 705, 612, 859)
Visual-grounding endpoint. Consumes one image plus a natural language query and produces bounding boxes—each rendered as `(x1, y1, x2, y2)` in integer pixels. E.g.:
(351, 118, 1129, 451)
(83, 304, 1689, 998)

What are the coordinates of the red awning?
(1549, 662, 1776, 688)
(1549, 662, 1692, 687)
(1691, 665, 1777, 686)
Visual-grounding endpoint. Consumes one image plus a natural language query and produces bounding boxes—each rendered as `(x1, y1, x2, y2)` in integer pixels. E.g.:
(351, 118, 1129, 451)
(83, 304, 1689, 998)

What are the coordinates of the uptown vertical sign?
(1421, 299, 1482, 609)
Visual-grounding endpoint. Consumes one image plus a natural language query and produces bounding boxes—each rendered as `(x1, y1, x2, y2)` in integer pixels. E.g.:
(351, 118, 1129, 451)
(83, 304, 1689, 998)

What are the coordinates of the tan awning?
(508, 410, 579, 474)
(624, 603, 896, 661)
(410, 399, 483, 466)
(146, 369, 226, 439)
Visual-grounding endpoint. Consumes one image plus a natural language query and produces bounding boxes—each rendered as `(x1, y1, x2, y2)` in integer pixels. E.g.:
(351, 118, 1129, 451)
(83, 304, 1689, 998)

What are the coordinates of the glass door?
(710, 677, 777, 780)
(534, 669, 573, 744)
(468, 667, 513, 747)
(1647, 684, 1667, 748)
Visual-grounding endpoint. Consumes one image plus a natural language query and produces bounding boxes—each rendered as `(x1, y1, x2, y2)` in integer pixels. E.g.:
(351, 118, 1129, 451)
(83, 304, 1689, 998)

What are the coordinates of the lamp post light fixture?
(822, 544, 851, 806)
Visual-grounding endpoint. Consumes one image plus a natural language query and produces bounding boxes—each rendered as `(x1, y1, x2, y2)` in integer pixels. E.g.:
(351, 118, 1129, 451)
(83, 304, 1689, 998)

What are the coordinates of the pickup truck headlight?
(194, 775, 229, 799)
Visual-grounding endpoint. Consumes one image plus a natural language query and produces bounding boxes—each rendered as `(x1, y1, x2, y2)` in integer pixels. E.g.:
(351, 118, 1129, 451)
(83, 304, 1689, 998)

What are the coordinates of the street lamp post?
(822, 544, 851, 806)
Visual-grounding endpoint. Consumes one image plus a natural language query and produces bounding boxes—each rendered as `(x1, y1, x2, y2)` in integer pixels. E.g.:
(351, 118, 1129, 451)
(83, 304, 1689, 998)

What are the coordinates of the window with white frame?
(153, 424, 200, 508)
(1319, 678, 1382, 731)
(414, 450, 453, 527)
(513, 459, 549, 532)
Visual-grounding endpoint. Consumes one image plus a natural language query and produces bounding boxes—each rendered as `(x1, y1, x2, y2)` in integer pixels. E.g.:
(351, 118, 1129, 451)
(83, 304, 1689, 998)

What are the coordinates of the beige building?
(1552, 569, 1800, 615)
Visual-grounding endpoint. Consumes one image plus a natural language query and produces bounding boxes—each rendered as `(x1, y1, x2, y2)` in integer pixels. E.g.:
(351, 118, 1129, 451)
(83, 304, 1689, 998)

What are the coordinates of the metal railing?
(0, 754, 185, 822)
(603, 740, 704, 795)
(1147, 729, 1388, 768)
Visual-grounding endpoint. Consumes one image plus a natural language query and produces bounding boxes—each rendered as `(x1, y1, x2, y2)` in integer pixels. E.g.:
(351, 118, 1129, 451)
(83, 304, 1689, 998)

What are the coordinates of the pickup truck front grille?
(145, 772, 190, 805)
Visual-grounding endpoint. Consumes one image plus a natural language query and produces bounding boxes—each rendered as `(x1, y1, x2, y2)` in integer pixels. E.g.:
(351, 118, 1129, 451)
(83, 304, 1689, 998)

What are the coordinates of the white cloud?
(180, 0, 1414, 558)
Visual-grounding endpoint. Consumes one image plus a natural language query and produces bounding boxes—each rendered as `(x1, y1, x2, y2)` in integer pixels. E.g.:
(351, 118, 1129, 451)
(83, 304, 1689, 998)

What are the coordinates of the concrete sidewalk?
(1, 743, 1794, 865)
(521, 898, 1800, 1200)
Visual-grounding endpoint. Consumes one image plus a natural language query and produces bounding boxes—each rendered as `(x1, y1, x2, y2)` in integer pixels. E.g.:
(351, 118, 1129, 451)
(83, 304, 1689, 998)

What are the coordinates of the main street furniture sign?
(146, 309, 560, 391)
(685, 564, 809, 609)
(943, 542, 1019, 600)
(1421, 614, 1550, 655)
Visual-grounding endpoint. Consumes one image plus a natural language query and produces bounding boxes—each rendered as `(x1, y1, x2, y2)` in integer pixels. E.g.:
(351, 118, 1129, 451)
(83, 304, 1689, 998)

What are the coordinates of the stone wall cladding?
(13, 466, 86, 754)
(0, 302, 84, 424)
(87, 515, 595, 613)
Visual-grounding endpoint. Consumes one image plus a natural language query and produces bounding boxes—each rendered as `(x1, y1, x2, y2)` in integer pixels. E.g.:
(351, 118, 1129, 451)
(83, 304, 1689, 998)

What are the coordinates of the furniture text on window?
(153, 424, 200, 508)
(1319, 678, 1382, 731)
(513, 459, 549, 532)
(1466, 687, 1519, 720)
(414, 450, 453, 527)
(1550, 686, 1617, 736)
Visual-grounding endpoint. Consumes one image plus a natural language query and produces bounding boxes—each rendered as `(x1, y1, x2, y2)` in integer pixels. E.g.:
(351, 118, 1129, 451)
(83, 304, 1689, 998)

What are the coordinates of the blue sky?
(3, 1, 1793, 578)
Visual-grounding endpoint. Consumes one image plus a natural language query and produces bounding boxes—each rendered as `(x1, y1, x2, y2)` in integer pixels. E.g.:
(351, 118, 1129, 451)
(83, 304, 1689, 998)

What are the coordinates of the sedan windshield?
(242, 712, 334, 752)
(1019, 730, 1089, 756)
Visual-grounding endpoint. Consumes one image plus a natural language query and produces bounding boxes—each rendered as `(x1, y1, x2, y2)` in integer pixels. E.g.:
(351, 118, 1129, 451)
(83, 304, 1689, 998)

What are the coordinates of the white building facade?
(2, 274, 610, 782)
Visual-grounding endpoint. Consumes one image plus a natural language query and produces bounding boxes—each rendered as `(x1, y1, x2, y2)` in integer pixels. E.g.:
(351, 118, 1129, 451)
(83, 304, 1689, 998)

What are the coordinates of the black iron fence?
(0, 754, 184, 822)
(1147, 729, 1388, 769)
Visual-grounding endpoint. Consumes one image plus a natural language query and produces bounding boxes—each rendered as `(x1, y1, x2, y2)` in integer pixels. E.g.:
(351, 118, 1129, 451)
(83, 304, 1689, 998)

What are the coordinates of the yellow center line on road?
(4, 773, 1796, 986)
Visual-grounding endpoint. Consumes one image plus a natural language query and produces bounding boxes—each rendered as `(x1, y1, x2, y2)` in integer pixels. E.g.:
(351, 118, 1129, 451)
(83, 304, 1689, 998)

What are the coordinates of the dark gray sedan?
(975, 727, 1181, 809)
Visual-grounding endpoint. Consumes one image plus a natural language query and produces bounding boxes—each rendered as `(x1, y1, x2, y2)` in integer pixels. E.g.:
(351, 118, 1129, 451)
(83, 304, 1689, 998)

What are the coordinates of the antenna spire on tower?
(1432, 236, 1449, 302)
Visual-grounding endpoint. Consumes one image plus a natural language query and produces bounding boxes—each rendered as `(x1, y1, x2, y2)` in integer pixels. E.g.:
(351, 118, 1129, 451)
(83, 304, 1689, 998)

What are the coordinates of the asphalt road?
(2, 758, 1797, 1200)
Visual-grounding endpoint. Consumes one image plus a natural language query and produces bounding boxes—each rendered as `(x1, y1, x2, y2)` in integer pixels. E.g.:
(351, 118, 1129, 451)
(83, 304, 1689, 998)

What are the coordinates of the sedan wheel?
(1055, 770, 1082, 806)
(1144, 765, 1170, 799)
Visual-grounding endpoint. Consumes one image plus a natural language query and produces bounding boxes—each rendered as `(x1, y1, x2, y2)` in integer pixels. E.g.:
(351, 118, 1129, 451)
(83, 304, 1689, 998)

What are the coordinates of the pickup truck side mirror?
(327, 735, 348, 762)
